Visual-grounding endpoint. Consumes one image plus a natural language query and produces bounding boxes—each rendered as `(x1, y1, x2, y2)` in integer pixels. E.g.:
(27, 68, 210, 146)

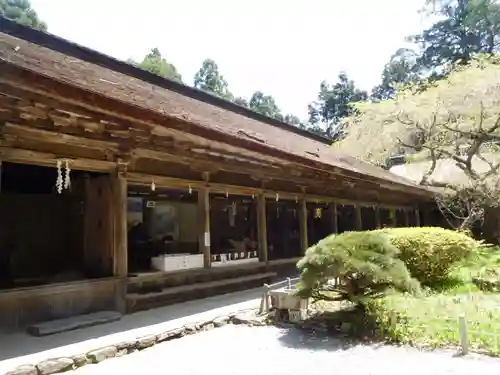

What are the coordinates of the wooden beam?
(3, 122, 120, 152)
(128, 172, 418, 211)
(355, 205, 362, 230)
(198, 187, 211, 268)
(112, 162, 128, 313)
(127, 172, 259, 196)
(0, 146, 116, 172)
(256, 194, 268, 263)
(299, 199, 308, 254)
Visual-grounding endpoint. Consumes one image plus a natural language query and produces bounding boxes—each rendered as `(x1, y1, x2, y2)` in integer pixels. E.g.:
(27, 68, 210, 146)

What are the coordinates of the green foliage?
(376, 227, 481, 284)
(411, 0, 500, 72)
(0, 0, 47, 30)
(233, 96, 249, 108)
(248, 91, 282, 120)
(135, 48, 183, 83)
(336, 54, 500, 165)
(296, 231, 419, 302)
(363, 290, 500, 355)
(193, 59, 233, 100)
(371, 48, 421, 101)
(307, 72, 368, 139)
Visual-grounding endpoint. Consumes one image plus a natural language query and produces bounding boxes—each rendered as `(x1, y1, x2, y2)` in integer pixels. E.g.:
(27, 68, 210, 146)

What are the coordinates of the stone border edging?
(5, 309, 268, 375)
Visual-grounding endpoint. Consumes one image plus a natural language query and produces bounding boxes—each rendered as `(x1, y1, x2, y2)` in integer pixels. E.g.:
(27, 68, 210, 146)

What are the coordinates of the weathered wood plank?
(257, 194, 268, 262)
(299, 199, 308, 254)
(27, 311, 122, 337)
(198, 186, 211, 268)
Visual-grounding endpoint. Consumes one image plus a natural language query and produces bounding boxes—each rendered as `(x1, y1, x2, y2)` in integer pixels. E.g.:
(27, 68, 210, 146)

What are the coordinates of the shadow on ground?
(0, 274, 296, 362)
(276, 303, 384, 352)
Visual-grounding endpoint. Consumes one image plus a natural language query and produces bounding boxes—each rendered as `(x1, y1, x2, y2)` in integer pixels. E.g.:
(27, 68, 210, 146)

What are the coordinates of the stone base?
(27, 311, 122, 337)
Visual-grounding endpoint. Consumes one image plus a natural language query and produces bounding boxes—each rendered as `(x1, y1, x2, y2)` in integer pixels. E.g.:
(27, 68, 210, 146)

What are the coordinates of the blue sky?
(30, 0, 428, 120)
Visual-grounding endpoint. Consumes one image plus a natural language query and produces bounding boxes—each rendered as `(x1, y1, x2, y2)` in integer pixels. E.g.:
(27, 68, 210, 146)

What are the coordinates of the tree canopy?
(307, 73, 368, 139)
(336, 55, 500, 229)
(193, 59, 233, 100)
(0, 0, 47, 30)
(248, 91, 283, 120)
(135, 48, 183, 83)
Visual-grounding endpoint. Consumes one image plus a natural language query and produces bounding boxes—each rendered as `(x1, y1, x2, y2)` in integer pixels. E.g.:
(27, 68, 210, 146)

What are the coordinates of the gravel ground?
(72, 325, 500, 375)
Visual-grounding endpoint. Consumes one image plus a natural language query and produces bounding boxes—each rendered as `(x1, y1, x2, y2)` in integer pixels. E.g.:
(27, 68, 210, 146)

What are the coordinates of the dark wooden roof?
(0, 17, 431, 197)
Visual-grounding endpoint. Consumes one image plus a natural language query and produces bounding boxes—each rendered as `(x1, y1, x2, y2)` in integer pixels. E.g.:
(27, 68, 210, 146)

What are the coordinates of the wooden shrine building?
(0, 18, 433, 331)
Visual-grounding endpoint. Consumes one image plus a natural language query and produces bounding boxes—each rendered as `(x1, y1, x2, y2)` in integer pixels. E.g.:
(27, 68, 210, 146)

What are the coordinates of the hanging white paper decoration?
(55, 159, 72, 194)
(151, 179, 156, 192)
(56, 160, 63, 194)
(188, 184, 192, 195)
(64, 159, 71, 190)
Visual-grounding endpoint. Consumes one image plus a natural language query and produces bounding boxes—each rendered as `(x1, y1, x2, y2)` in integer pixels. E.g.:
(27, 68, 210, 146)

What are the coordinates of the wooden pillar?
(415, 209, 421, 227)
(375, 206, 381, 229)
(403, 209, 410, 227)
(299, 199, 308, 254)
(355, 205, 362, 230)
(256, 194, 268, 262)
(0, 160, 2, 193)
(331, 203, 338, 234)
(198, 187, 211, 268)
(112, 163, 128, 313)
(390, 208, 397, 227)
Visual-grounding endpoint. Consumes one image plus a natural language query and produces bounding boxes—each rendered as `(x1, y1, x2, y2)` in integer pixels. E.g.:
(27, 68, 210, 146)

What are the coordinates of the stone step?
(27, 310, 122, 337)
(126, 272, 277, 313)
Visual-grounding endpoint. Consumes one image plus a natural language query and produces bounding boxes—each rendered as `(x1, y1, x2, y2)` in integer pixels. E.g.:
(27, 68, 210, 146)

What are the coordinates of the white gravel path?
(71, 325, 500, 375)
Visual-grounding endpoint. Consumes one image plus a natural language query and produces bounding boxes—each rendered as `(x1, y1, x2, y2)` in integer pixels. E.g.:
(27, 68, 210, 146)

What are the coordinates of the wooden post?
(0, 160, 2, 193)
(112, 162, 128, 313)
(256, 193, 268, 263)
(459, 315, 469, 355)
(390, 208, 397, 227)
(375, 206, 381, 229)
(198, 187, 211, 268)
(299, 198, 308, 254)
(403, 209, 410, 227)
(332, 203, 338, 234)
(355, 205, 362, 230)
(415, 209, 421, 227)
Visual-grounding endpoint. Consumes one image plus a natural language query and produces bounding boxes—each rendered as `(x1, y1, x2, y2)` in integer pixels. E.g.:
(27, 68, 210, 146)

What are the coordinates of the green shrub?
(375, 227, 481, 285)
(296, 231, 420, 302)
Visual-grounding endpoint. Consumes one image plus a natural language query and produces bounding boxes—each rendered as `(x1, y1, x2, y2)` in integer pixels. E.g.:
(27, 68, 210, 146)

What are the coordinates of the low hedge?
(375, 227, 481, 285)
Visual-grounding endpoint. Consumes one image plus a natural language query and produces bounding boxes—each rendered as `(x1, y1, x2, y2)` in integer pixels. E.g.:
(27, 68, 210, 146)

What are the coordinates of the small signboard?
(204, 231, 211, 247)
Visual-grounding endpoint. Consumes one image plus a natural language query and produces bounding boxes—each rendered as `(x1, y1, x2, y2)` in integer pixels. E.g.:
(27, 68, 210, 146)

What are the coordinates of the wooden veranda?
(0, 17, 433, 331)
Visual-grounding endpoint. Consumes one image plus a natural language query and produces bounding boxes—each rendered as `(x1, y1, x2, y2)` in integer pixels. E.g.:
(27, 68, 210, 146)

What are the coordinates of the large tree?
(193, 59, 233, 100)
(371, 48, 421, 100)
(307, 73, 368, 139)
(336, 55, 500, 231)
(135, 48, 183, 83)
(410, 0, 500, 72)
(248, 91, 283, 120)
(0, 0, 47, 30)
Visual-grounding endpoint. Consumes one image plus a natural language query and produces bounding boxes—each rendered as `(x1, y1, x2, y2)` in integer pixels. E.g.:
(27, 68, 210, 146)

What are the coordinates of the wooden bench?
(126, 272, 276, 313)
